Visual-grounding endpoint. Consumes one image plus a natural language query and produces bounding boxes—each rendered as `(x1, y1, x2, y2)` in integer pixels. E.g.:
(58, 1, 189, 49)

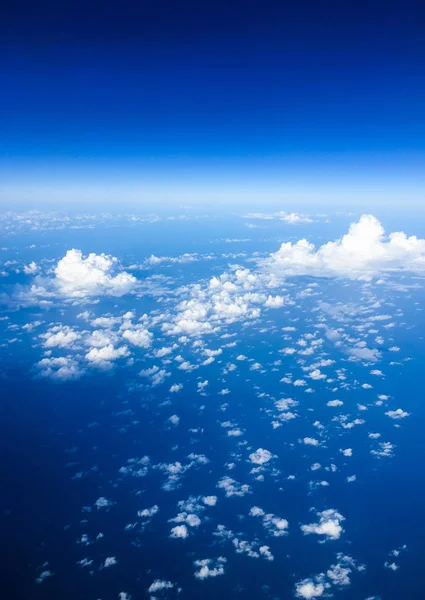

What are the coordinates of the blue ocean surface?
(1, 207, 425, 600)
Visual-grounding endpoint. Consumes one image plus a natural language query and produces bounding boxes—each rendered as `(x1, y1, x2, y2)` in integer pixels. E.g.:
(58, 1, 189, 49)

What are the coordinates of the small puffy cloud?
(217, 476, 251, 498)
(170, 512, 201, 528)
(103, 556, 117, 568)
(170, 383, 183, 393)
(95, 497, 113, 510)
(295, 554, 363, 598)
(249, 448, 273, 465)
(36, 356, 83, 381)
(301, 509, 345, 540)
(259, 545, 274, 561)
(303, 437, 319, 446)
(309, 369, 326, 380)
(193, 557, 226, 580)
(154, 346, 173, 358)
(349, 347, 381, 362)
(202, 495, 217, 506)
(178, 360, 198, 372)
(40, 325, 80, 349)
(327, 399, 343, 407)
(85, 344, 129, 367)
(35, 568, 54, 584)
(249, 506, 265, 517)
(148, 580, 174, 593)
(122, 327, 152, 348)
(140, 365, 170, 386)
(168, 414, 180, 426)
(295, 578, 325, 599)
(170, 524, 189, 539)
(385, 408, 409, 420)
(371, 441, 395, 458)
(138, 505, 159, 518)
(264, 295, 286, 308)
(23, 261, 38, 275)
(250, 507, 289, 537)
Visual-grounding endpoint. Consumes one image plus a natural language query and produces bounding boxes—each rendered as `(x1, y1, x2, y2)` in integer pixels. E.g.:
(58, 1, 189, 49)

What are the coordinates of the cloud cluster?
(193, 557, 226, 580)
(54, 249, 137, 297)
(263, 214, 425, 280)
(295, 554, 364, 598)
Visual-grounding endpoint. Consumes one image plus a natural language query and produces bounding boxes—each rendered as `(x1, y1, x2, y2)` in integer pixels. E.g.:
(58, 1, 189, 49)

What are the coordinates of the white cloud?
(259, 545, 274, 561)
(35, 569, 54, 584)
(36, 356, 83, 381)
(249, 448, 273, 465)
(348, 347, 381, 362)
(309, 369, 326, 380)
(202, 495, 217, 506)
(295, 578, 325, 599)
(295, 554, 364, 598)
(303, 437, 319, 446)
(95, 496, 113, 509)
(193, 557, 226, 580)
(371, 441, 395, 457)
(140, 365, 170, 386)
(138, 505, 159, 518)
(54, 249, 137, 297)
(250, 507, 289, 536)
(262, 214, 425, 280)
(169, 512, 201, 528)
(103, 556, 117, 568)
(264, 295, 286, 308)
(24, 261, 38, 275)
(301, 509, 345, 540)
(148, 580, 174, 593)
(85, 344, 129, 367)
(327, 399, 343, 407)
(170, 524, 189, 539)
(168, 414, 180, 426)
(244, 211, 313, 224)
(170, 383, 183, 393)
(217, 476, 251, 497)
(385, 408, 409, 420)
(122, 327, 152, 348)
(40, 325, 80, 349)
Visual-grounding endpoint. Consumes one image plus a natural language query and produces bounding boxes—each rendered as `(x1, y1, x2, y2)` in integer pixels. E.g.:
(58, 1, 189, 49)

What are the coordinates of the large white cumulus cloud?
(54, 249, 137, 297)
(263, 214, 425, 280)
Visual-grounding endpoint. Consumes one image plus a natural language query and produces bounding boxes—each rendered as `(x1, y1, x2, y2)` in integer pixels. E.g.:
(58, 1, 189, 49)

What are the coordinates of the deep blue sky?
(1, 0, 425, 206)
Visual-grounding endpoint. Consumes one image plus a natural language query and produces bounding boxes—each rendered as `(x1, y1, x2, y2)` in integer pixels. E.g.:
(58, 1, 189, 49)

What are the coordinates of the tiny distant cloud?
(244, 211, 313, 223)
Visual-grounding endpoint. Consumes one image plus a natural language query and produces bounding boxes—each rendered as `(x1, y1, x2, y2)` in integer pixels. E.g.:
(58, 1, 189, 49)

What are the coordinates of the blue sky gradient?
(1, 0, 425, 206)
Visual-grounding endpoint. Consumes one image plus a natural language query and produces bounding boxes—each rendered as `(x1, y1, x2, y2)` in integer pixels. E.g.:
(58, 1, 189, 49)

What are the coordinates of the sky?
(3, 5, 425, 597)
(1, 0, 425, 207)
